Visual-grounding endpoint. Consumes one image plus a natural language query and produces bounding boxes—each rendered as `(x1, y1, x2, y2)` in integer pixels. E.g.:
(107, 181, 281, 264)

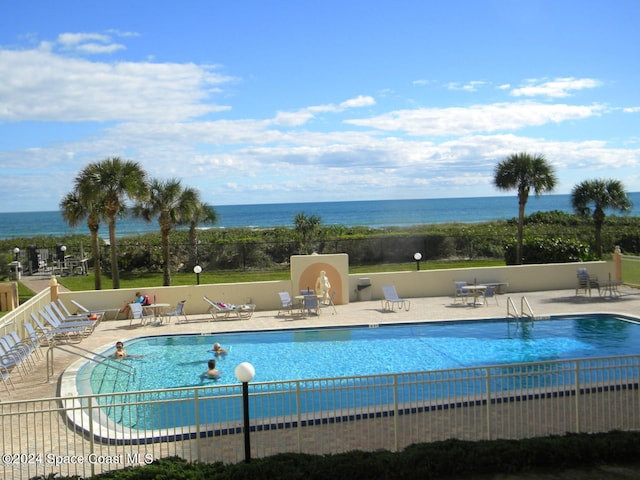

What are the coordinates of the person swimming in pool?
(114, 341, 126, 358)
(210, 342, 228, 355)
(201, 359, 221, 379)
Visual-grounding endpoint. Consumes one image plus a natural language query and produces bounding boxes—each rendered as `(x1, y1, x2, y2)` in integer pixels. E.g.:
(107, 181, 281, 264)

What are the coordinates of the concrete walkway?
(7, 284, 640, 402)
(19, 273, 70, 294)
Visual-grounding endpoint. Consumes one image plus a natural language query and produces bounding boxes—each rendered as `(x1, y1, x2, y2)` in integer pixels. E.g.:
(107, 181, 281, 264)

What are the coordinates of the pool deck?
(7, 285, 640, 402)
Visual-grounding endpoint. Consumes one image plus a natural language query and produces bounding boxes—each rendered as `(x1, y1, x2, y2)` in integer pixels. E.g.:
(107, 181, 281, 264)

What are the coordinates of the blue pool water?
(86, 315, 640, 394)
(80, 314, 640, 432)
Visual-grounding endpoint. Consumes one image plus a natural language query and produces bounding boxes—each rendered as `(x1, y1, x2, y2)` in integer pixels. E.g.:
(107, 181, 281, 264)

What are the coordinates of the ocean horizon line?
(6, 192, 638, 215)
(2, 193, 639, 241)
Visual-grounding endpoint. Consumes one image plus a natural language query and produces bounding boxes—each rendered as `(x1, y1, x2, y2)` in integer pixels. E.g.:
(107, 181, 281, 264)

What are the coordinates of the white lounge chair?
(278, 292, 295, 316)
(129, 303, 154, 327)
(204, 296, 255, 321)
(70, 299, 121, 320)
(164, 300, 187, 324)
(381, 285, 410, 311)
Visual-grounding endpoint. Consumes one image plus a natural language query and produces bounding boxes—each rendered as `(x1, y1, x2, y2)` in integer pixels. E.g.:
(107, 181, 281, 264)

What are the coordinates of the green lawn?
(56, 259, 504, 291)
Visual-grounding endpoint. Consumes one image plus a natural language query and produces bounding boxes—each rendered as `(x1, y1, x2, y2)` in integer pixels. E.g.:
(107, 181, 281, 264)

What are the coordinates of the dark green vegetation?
(3, 211, 640, 288)
(32, 431, 640, 480)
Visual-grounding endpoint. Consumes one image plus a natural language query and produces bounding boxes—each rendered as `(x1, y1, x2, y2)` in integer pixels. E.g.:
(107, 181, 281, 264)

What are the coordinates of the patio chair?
(481, 285, 499, 306)
(302, 294, 320, 316)
(70, 299, 120, 320)
(278, 292, 295, 316)
(39, 308, 95, 336)
(319, 290, 338, 315)
(454, 281, 471, 304)
(0, 362, 14, 394)
(576, 268, 600, 296)
(46, 304, 97, 332)
(381, 285, 410, 311)
(204, 296, 255, 321)
(0, 334, 36, 373)
(32, 314, 81, 343)
(164, 300, 187, 324)
(0, 339, 31, 379)
(129, 303, 154, 327)
(23, 322, 47, 356)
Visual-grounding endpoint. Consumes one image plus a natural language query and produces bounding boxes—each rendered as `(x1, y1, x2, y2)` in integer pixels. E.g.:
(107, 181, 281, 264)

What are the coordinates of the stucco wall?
(59, 260, 614, 317)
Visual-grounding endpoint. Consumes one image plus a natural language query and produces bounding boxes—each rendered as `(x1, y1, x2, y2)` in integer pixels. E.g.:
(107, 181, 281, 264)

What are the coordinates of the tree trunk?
(90, 228, 102, 290)
(109, 217, 120, 289)
(162, 228, 171, 286)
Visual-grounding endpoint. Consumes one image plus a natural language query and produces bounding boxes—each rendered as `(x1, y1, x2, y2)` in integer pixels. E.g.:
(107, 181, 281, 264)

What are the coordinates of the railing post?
(575, 361, 581, 433)
(296, 381, 302, 452)
(486, 369, 492, 440)
(393, 375, 399, 452)
(88, 396, 95, 478)
(194, 389, 201, 462)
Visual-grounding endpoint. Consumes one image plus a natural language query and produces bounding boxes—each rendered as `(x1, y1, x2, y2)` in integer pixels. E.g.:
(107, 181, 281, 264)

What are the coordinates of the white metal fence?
(2, 354, 639, 479)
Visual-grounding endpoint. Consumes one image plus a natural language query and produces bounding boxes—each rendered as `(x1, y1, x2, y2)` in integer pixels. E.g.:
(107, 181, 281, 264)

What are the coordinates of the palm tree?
(294, 212, 321, 254)
(571, 179, 632, 259)
(138, 178, 203, 286)
(188, 201, 217, 267)
(59, 191, 104, 290)
(494, 152, 558, 264)
(80, 157, 149, 289)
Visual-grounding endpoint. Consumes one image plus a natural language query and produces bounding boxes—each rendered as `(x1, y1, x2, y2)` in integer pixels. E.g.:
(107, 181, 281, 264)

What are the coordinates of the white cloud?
(344, 102, 604, 136)
(510, 77, 600, 98)
(445, 81, 487, 92)
(56, 32, 126, 54)
(339, 95, 375, 109)
(0, 46, 233, 122)
(270, 95, 375, 127)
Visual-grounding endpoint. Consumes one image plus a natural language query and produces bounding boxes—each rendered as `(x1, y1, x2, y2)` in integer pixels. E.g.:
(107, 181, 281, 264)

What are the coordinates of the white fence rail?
(2, 354, 639, 479)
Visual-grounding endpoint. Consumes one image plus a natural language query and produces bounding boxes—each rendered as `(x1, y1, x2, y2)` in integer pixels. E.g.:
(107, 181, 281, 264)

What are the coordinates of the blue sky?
(1, 0, 639, 212)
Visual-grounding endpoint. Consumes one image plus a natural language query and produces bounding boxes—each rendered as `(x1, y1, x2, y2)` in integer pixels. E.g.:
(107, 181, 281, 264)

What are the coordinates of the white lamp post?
(13, 247, 20, 262)
(414, 252, 423, 271)
(234, 362, 255, 463)
(193, 265, 202, 285)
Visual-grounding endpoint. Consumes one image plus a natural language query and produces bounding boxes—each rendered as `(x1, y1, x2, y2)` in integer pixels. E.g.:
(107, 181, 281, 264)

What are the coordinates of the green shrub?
(504, 236, 594, 264)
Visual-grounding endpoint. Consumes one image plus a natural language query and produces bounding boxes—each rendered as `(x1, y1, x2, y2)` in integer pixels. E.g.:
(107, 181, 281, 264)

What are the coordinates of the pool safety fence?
(2, 354, 640, 479)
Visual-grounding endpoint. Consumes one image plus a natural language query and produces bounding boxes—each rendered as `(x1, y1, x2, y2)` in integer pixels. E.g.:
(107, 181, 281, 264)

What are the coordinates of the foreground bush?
(37, 431, 640, 480)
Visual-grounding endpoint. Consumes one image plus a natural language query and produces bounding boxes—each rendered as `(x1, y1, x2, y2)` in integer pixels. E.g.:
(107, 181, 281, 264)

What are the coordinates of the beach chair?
(481, 285, 499, 306)
(0, 338, 31, 379)
(319, 290, 337, 315)
(164, 300, 187, 324)
(454, 281, 471, 304)
(129, 303, 154, 327)
(302, 294, 320, 316)
(0, 334, 36, 373)
(204, 296, 255, 321)
(381, 285, 410, 311)
(45, 304, 97, 332)
(576, 268, 600, 296)
(39, 308, 95, 336)
(70, 299, 120, 320)
(278, 292, 295, 316)
(0, 362, 14, 394)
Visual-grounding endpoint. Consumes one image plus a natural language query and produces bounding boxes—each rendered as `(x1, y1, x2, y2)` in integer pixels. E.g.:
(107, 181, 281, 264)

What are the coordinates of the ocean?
(1, 193, 639, 240)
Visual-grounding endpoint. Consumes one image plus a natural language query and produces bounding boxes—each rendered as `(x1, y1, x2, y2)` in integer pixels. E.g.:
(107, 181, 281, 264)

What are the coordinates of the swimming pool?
(69, 314, 640, 436)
